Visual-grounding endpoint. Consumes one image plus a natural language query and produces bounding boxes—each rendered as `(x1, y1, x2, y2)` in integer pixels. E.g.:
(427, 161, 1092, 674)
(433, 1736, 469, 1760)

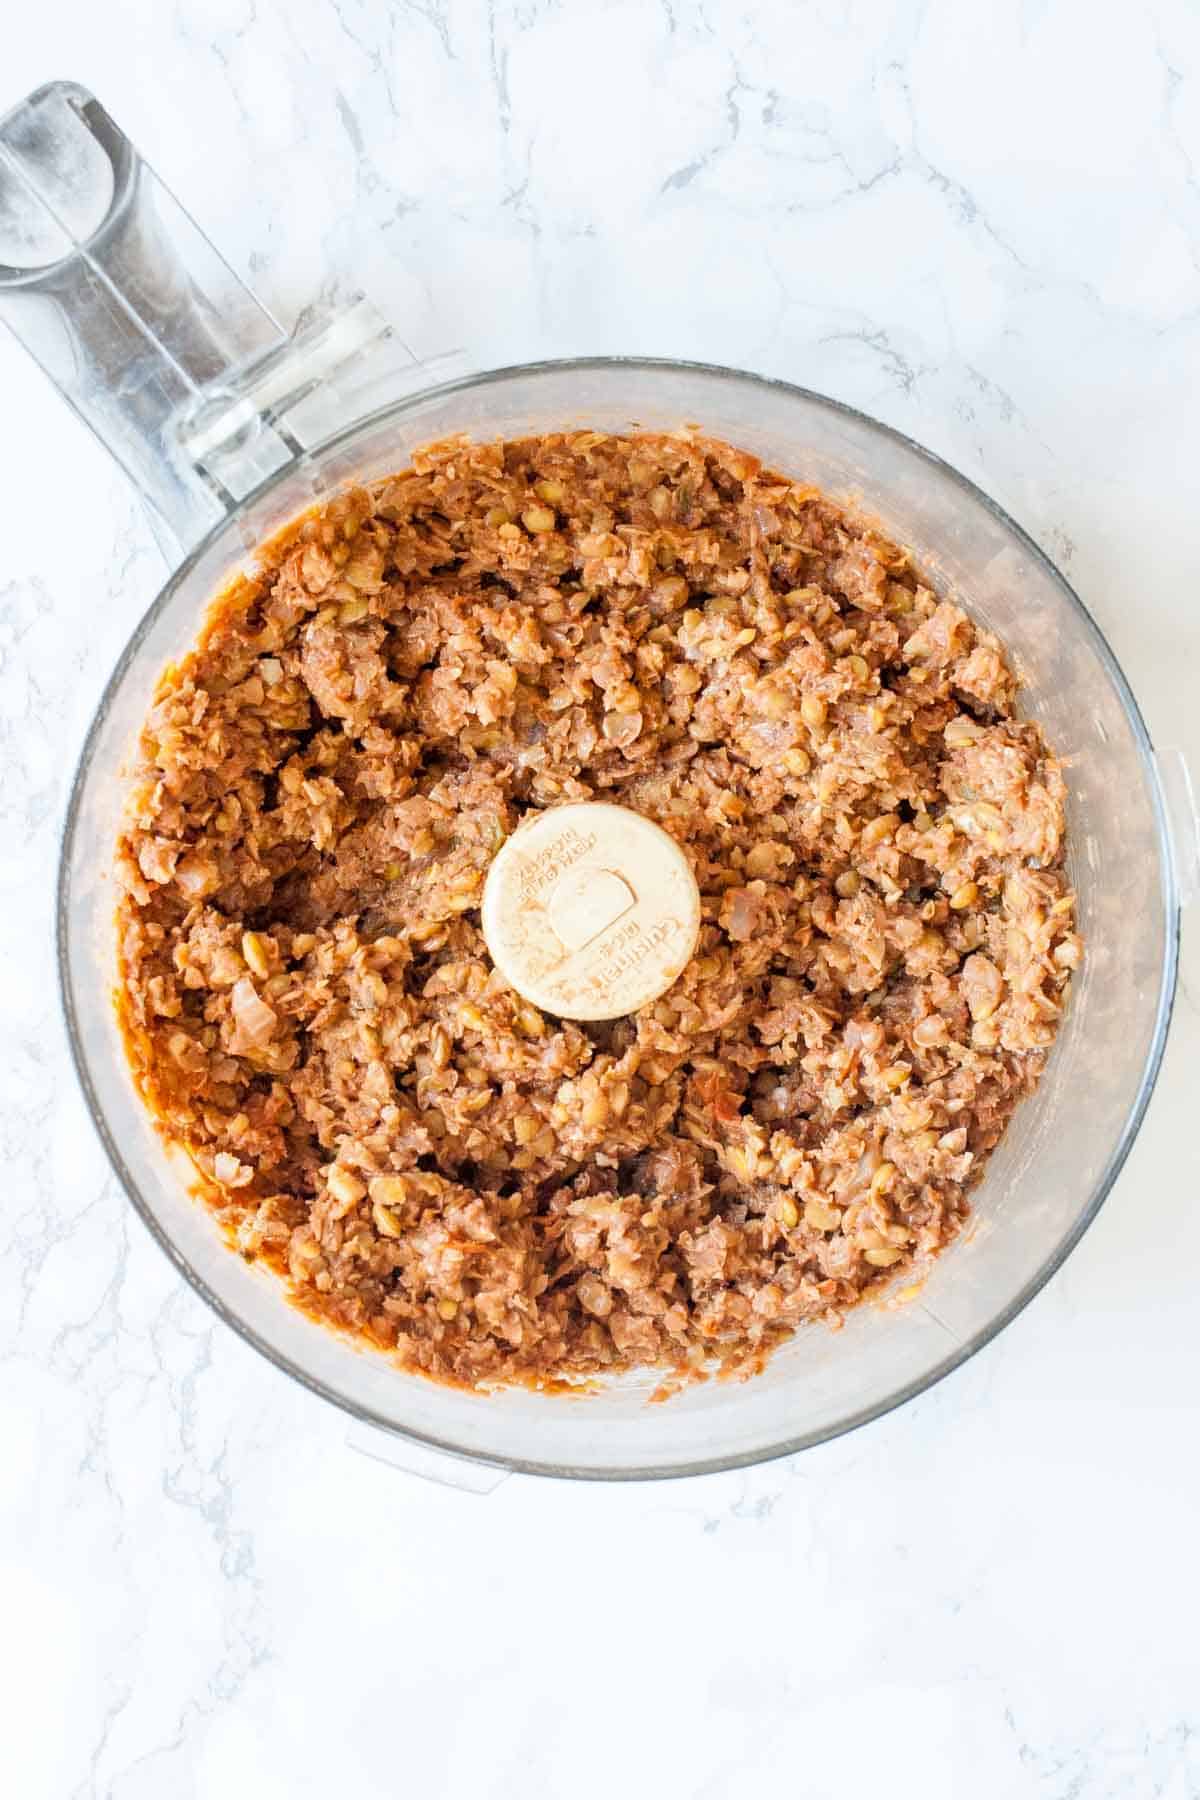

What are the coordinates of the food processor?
(2, 82, 1194, 1483)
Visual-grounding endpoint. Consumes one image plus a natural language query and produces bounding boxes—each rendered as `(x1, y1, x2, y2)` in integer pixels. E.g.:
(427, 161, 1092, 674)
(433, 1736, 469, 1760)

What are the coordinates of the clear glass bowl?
(57, 358, 1180, 1479)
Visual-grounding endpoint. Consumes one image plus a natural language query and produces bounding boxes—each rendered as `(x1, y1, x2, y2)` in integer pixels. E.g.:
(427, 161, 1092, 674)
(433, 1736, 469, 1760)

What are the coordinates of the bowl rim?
(56, 354, 1181, 1481)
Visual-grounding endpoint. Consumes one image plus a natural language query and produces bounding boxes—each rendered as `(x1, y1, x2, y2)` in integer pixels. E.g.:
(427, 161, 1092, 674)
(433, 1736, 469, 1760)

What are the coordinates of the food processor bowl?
(4, 85, 1187, 1480)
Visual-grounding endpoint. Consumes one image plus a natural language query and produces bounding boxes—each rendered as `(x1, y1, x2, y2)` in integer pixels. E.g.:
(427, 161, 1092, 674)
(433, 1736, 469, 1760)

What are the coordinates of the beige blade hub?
(481, 802, 702, 1021)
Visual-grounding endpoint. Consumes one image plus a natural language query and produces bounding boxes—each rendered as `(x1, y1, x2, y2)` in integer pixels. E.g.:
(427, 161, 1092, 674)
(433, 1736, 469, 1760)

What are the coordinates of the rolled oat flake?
(481, 801, 702, 1021)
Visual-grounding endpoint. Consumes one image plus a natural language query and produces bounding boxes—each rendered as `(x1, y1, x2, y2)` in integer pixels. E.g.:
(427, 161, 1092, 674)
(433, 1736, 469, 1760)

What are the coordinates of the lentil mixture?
(116, 432, 1080, 1389)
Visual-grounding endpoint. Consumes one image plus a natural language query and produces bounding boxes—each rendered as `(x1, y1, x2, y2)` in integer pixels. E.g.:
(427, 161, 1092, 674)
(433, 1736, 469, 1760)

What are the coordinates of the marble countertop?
(3, 2, 1200, 1795)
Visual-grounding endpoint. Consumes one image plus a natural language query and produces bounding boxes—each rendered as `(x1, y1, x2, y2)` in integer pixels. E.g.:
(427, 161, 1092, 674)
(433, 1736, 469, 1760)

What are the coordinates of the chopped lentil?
(115, 431, 1079, 1390)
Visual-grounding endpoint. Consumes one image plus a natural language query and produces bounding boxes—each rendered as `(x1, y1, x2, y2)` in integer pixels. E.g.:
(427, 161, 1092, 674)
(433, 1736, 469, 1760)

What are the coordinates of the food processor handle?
(0, 81, 457, 560)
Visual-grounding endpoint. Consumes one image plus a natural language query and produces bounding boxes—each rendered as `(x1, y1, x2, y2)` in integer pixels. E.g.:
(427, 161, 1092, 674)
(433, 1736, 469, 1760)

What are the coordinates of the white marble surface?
(3, 1, 1200, 1795)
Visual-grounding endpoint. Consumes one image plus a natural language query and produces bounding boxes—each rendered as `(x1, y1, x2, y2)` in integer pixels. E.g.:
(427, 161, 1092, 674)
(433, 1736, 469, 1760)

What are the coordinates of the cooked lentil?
(116, 431, 1079, 1389)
